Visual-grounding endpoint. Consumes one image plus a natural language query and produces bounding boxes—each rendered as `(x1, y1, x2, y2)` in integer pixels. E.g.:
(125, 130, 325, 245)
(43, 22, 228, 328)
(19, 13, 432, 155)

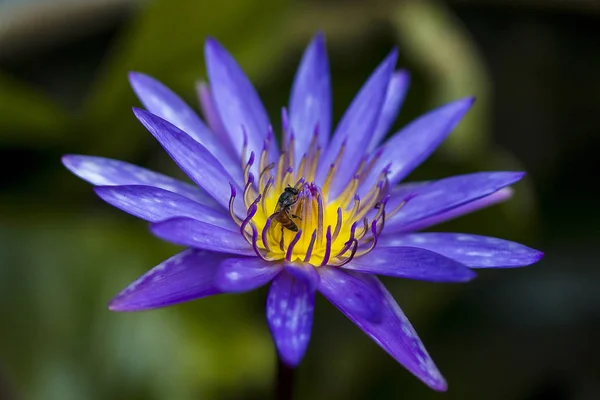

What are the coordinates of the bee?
(271, 186, 301, 232)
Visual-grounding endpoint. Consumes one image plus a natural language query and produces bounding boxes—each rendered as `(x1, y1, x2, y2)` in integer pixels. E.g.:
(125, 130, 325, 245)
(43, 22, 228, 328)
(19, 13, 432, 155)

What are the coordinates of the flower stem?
(276, 357, 295, 400)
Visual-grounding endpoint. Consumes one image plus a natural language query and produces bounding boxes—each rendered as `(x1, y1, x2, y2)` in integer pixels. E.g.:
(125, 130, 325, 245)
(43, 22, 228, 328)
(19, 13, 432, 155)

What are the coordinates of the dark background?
(0, 0, 598, 399)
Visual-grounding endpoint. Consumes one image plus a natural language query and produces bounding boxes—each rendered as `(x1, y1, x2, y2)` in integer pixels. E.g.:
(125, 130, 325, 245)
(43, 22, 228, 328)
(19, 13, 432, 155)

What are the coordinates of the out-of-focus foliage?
(3, 0, 596, 399)
(0, 72, 70, 145)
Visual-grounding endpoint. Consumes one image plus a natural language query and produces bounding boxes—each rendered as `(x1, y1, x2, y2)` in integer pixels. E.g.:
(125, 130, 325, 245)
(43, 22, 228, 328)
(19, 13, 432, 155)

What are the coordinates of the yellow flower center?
(228, 130, 403, 267)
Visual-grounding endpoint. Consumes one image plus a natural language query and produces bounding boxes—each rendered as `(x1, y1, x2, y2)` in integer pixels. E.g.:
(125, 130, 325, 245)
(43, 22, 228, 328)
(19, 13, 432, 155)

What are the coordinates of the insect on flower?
(62, 33, 543, 391)
(271, 185, 302, 233)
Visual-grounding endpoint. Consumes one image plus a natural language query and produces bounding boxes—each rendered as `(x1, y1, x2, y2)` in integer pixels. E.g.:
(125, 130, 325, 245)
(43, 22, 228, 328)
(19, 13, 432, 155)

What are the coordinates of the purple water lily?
(62, 34, 542, 391)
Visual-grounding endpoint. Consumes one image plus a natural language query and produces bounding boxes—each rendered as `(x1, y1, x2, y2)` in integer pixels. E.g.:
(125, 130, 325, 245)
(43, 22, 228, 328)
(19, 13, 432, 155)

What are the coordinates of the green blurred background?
(1, 0, 598, 399)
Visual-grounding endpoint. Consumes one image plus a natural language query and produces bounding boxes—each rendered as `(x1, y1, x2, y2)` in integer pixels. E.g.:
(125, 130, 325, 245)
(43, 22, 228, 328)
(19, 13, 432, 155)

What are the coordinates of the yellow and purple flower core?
(62, 34, 543, 391)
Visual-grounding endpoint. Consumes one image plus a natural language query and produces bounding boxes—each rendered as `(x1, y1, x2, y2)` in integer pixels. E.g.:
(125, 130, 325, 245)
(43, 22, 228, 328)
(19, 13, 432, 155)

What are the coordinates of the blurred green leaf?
(0, 72, 70, 146)
(392, 0, 491, 160)
(81, 0, 292, 157)
(0, 215, 273, 400)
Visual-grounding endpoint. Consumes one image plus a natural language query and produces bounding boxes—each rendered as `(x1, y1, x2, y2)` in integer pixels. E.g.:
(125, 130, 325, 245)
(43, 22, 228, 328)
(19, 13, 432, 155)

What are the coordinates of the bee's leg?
(291, 214, 302, 220)
(279, 225, 285, 251)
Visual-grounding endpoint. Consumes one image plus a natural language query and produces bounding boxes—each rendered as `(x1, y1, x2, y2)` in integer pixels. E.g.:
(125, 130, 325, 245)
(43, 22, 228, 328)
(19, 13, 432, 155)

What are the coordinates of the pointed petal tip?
(107, 293, 140, 312)
(385, 47, 399, 66)
(205, 36, 225, 55)
(451, 95, 476, 111)
(462, 268, 478, 282)
(510, 171, 527, 183)
(61, 154, 76, 168)
(132, 107, 159, 127)
(107, 298, 126, 312)
(431, 378, 448, 392)
(128, 71, 146, 84)
(92, 185, 109, 196)
(311, 31, 326, 48)
(529, 250, 545, 264)
(394, 68, 411, 82)
(131, 106, 146, 118)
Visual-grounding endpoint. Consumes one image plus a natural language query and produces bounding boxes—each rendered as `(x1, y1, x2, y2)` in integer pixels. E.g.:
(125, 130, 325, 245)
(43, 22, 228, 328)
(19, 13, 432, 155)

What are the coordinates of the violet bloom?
(63, 34, 542, 390)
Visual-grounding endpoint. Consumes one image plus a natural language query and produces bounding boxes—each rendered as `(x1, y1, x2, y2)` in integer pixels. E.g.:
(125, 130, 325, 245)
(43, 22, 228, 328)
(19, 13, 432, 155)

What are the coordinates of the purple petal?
(396, 187, 513, 232)
(359, 97, 474, 197)
(215, 257, 282, 293)
(128, 73, 240, 180)
(61, 155, 218, 207)
(150, 217, 254, 256)
(289, 33, 331, 163)
(343, 247, 475, 282)
(317, 49, 398, 197)
(317, 266, 383, 322)
(196, 82, 229, 139)
(368, 70, 411, 151)
(266, 271, 315, 367)
(109, 249, 225, 311)
(284, 262, 320, 293)
(133, 108, 245, 216)
(331, 274, 447, 391)
(205, 38, 278, 168)
(385, 172, 525, 233)
(378, 233, 543, 268)
(94, 185, 236, 230)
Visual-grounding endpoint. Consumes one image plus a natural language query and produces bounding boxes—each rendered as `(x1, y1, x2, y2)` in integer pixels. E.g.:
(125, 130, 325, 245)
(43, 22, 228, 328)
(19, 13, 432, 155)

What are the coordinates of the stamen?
(231, 120, 392, 268)
(354, 221, 379, 258)
(319, 226, 332, 266)
(346, 194, 361, 222)
(303, 230, 317, 263)
(261, 217, 273, 251)
(285, 230, 303, 261)
(250, 224, 270, 261)
(240, 128, 248, 171)
(286, 133, 295, 172)
(228, 183, 243, 226)
(322, 140, 347, 196)
(332, 207, 343, 241)
(373, 196, 389, 236)
(304, 127, 319, 169)
(359, 148, 384, 185)
(279, 227, 285, 252)
(336, 174, 359, 206)
(243, 151, 255, 186)
(306, 146, 320, 182)
(243, 173, 256, 207)
(330, 239, 358, 267)
(387, 193, 417, 218)
(261, 177, 275, 215)
(322, 163, 336, 199)
(258, 140, 270, 187)
(335, 221, 358, 257)
(316, 186, 325, 244)
(282, 166, 294, 189)
(354, 180, 385, 221)
(296, 154, 307, 182)
(259, 162, 275, 192)
(275, 153, 285, 191)
(355, 217, 369, 241)
(265, 125, 274, 155)
(240, 195, 260, 236)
